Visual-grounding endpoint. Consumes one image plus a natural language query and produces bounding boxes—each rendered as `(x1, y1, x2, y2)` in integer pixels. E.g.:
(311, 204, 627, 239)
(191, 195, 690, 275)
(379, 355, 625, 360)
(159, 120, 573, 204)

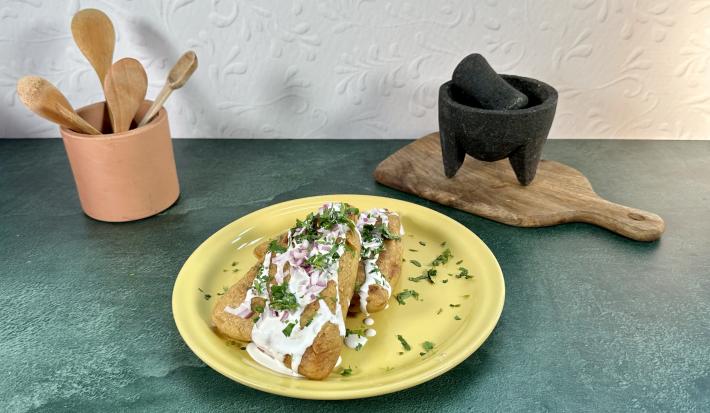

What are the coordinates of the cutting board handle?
(573, 196, 665, 241)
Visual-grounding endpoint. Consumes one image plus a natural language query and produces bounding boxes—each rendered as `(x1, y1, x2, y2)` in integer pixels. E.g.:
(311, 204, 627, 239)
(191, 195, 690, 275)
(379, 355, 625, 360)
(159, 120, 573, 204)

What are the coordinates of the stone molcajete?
(439, 53, 558, 185)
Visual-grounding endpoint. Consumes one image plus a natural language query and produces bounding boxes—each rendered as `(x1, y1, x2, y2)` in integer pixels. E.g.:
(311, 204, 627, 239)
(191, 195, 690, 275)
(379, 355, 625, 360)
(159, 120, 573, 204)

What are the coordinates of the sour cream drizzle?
(227, 203, 353, 375)
(355, 208, 403, 315)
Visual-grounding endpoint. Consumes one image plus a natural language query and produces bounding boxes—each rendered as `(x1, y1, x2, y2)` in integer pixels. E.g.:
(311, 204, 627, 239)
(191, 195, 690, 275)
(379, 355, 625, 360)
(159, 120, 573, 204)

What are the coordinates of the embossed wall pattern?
(1, 0, 708, 139)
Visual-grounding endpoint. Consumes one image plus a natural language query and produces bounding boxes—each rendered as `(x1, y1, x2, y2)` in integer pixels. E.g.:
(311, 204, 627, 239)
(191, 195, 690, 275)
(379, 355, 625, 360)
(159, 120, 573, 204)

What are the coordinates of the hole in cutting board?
(628, 212, 646, 221)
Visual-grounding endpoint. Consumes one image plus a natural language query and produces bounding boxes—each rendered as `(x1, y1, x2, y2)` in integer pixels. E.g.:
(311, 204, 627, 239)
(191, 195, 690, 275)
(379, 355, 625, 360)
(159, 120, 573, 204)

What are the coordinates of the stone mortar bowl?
(438, 75, 558, 185)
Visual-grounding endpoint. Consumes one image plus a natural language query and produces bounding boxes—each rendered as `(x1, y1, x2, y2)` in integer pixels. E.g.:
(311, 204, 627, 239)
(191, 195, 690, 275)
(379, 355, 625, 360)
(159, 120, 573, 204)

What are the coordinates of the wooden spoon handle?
(572, 195, 665, 241)
(55, 104, 101, 135)
(137, 84, 172, 127)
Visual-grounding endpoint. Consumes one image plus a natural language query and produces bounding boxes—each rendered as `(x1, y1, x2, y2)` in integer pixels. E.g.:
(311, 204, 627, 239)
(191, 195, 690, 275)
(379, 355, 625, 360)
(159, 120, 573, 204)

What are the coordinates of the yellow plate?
(172, 195, 504, 399)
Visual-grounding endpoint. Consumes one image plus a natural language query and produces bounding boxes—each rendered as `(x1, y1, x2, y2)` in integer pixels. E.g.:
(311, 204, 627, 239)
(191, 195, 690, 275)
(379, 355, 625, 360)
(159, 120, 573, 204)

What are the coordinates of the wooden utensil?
(71, 9, 115, 87)
(16, 76, 101, 135)
(137, 51, 198, 127)
(374, 132, 665, 241)
(103, 58, 148, 133)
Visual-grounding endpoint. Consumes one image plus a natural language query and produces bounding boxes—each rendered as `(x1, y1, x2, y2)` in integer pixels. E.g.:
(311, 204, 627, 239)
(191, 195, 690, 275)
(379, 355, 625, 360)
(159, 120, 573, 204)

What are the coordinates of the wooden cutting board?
(374, 132, 664, 241)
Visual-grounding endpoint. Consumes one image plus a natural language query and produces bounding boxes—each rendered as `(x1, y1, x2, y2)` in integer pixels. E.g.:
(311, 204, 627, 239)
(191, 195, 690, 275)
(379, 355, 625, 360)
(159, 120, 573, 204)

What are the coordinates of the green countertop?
(1, 138, 708, 412)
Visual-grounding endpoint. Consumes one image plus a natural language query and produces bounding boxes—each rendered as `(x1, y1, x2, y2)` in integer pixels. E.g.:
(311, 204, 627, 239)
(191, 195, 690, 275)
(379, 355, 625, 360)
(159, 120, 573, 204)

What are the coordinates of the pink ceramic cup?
(59, 101, 180, 222)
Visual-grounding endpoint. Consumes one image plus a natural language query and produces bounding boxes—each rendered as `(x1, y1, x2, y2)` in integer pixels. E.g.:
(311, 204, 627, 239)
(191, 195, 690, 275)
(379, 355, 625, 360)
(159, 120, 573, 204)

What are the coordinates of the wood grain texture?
(70, 9, 115, 88)
(16, 76, 100, 135)
(374, 132, 665, 241)
(103, 58, 148, 133)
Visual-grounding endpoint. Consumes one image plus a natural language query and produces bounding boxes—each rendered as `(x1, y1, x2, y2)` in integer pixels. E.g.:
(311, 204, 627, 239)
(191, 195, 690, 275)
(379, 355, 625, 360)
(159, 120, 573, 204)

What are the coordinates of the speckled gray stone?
(439, 75, 557, 185)
(0, 139, 709, 412)
(452, 53, 528, 110)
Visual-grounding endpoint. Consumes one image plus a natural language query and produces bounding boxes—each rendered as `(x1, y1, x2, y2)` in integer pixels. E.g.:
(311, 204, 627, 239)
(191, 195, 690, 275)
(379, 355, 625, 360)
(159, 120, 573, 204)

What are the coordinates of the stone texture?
(439, 75, 557, 185)
(0, 139, 709, 412)
(452, 53, 528, 110)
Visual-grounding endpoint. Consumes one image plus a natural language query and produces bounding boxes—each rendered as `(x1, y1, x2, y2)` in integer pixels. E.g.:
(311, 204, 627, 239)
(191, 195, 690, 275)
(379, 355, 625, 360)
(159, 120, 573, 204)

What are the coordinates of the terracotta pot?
(59, 101, 180, 222)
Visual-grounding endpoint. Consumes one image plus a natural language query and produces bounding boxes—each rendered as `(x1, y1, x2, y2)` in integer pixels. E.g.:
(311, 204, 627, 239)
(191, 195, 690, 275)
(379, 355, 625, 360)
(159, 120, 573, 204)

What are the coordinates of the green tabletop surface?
(1, 138, 708, 412)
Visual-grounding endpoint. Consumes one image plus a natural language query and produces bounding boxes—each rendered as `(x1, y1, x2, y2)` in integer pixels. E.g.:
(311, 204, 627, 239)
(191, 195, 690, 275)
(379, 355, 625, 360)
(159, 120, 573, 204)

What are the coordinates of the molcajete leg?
(508, 139, 545, 185)
(440, 127, 465, 178)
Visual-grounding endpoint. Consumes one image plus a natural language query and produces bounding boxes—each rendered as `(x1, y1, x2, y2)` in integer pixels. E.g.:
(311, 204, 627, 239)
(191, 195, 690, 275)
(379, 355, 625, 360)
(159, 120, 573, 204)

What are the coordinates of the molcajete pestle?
(439, 61, 558, 185)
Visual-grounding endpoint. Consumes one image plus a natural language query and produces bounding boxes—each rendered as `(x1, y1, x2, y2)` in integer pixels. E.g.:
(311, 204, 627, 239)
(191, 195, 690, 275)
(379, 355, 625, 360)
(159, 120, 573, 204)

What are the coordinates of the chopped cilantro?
(253, 305, 264, 313)
(240, 346, 246, 350)
(232, 268, 239, 273)
(436, 308, 443, 315)
(409, 259, 422, 267)
(455, 267, 472, 279)
(408, 268, 437, 284)
(421, 341, 435, 355)
(440, 241, 447, 247)
(396, 334, 411, 351)
(454, 315, 462, 320)
(346, 328, 366, 337)
(418, 241, 427, 246)
(455, 259, 463, 265)
(395, 289, 420, 305)
(408, 249, 418, 252)
(431, 248, 453, 266)
(270, 280, 298, 310)
(267, 239, 287, 253)
(198, 288, 211, 300)
(282, 322, 296, 337)
(355, 343, 363, 351)
(462, 294, 470, 299)
(340, 366, 353, 376)
(378, 223, 401, 240)
(231, 261, 238, 266)
(442, 279, 448, 284)
(449, 304, 461, 308)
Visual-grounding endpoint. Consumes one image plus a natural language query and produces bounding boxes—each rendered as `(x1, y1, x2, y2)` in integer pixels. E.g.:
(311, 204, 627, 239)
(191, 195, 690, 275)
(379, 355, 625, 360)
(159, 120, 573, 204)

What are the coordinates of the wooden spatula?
(103, 58, 148, 133)
(137, 51, 198, 127)
(17, 76, 101, 135)
(374, 132, 665, 241)
(71, 9, 115, 88)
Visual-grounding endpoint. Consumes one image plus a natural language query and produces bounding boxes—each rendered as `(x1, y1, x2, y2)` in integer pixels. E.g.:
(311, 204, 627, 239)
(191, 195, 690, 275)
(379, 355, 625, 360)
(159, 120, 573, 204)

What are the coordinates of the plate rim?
(172, 194, 505, 400)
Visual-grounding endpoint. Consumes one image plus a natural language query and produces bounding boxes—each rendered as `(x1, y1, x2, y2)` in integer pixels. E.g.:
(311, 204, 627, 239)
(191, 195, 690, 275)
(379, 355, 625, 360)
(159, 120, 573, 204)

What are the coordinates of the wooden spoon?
(137, 51, 198, 127)
(103, 58, 148, 133)
(71, 9, 115, 87)
(17, 76, 101, 135)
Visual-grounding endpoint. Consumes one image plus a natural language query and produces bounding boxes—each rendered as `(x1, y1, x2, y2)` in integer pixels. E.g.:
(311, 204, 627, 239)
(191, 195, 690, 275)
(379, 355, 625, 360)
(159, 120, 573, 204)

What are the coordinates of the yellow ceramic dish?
(172, 195, 505, 399)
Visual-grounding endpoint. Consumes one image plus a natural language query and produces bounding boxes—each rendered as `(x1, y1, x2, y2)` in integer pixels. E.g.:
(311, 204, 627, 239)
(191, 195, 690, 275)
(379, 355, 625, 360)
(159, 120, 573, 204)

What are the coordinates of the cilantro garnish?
(282, 322, 296, 337)
(440, 241, 447, 247)
(340, 366, 353, 376)
(455, 259, 463, 265)
(378, 223, 401, 240)
(422, 341, 435, 352)
(395, 289, 420, 305)
(267, 239, 287, 253)
(396, 334, 411, 351)
(270, 280, 298, 310)
(454, 315, 462, 320)
(408, 249, 418, 252)
(436, 308, 443, 315)
(449, 304, 461, 308)
(431, 248, 453, 266)
(197, 288, 211, 301)
(455, 267, 472, 279)
(408, 268, 437, 284)
(442, 279, 448, 284)
(409, 259, 422, 267)
(355, 343, 363, 351)
(418, 241, 427, 246)
(346, 328, 366, 337)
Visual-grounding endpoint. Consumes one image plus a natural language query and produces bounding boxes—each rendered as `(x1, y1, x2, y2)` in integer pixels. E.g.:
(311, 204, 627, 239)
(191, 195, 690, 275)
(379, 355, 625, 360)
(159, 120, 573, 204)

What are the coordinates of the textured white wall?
(0, 0, 708, 139)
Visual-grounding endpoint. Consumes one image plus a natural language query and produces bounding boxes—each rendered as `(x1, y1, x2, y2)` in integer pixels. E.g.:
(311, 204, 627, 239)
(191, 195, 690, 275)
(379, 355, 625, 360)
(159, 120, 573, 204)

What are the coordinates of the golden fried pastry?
(211, 202, 361, 380)
(349, 209, 403, 314)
